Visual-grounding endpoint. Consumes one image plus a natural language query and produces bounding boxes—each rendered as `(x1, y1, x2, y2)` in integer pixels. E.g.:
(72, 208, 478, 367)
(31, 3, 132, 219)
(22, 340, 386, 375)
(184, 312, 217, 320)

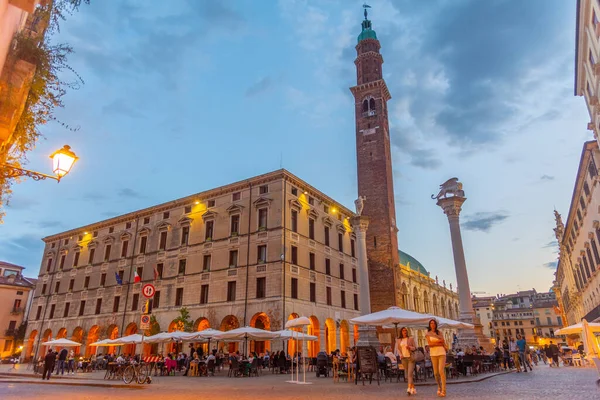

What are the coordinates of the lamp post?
(1, 145, 78, 182)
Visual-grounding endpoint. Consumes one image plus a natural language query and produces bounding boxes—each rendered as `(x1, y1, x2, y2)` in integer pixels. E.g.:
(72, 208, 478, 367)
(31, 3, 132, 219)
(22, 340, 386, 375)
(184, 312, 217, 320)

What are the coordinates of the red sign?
(142, 284, 155, 298)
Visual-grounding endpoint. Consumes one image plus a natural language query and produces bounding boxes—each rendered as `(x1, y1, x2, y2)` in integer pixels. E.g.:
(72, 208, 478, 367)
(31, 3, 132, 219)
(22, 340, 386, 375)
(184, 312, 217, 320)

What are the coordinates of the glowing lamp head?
(331, 207, 337, 213)
(195, 201, 200, 205)
(50, 145, 78, 179)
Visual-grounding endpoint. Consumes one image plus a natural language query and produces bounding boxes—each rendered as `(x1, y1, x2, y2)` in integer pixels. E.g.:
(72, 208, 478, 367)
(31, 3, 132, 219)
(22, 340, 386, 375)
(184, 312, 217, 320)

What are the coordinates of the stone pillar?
(351, 215, 380, 348)
(434, 186, 493, 352)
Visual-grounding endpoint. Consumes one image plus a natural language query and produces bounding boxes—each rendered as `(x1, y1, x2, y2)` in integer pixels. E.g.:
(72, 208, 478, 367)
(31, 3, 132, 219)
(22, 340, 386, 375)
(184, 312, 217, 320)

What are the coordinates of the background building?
(554, 141, 600, 325)
(485, 290, 563, 347)
(473, 296, 496, 340)
(0, 261, 35, 359)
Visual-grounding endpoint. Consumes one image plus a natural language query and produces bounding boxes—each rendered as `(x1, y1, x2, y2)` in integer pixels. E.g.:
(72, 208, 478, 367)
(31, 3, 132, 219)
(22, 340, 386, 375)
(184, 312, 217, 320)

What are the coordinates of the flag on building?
(153, 265, 159, 281)
(134, 270, 141, 283)
(115, 272, 123, 285)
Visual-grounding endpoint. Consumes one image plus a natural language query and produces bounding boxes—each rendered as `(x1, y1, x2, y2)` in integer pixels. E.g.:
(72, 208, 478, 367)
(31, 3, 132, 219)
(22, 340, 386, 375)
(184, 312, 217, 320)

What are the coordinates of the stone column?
(436, 196, 475, 320)
(434, 185, 493, 352)
(351, 215, 380, 348)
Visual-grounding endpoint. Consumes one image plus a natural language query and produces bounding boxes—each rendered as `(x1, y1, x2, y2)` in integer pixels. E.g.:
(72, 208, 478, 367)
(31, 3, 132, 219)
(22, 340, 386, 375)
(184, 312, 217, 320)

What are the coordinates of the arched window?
(362, 100, 369, 113)
(369, 98, 375, 112)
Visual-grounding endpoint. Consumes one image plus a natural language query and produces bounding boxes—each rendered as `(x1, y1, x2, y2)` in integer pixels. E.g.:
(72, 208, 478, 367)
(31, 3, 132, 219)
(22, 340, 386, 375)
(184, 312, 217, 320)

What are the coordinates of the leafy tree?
(145, 315, 161, 336)
(173, 307, 193, 332)
(0, 0, 89, 222)
(12, 321, 27, 356)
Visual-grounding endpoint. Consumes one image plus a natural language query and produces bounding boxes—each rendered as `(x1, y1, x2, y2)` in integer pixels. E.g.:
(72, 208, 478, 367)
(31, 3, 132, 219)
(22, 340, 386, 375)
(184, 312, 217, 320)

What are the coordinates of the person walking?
(42, 349, 55, 380)
(549, 341, 560, 367)
(516, 335, 531, 372)
(67, 350, 75, 375)
(426, 319, 447, 397)
(508, 337, 521, 372)
(502, 339, 510, 370)
(395, 327, 417, 396)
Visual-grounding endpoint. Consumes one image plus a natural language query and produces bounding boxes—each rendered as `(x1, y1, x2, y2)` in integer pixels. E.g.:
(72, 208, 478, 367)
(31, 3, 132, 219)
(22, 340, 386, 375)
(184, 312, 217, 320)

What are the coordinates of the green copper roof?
(357, 18, 377, 43)
(398, 250, 429, 276)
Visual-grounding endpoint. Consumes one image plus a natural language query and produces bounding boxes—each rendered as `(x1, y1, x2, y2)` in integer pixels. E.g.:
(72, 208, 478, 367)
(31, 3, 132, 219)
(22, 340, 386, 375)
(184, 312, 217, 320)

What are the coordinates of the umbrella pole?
(302, 328, 306, 384)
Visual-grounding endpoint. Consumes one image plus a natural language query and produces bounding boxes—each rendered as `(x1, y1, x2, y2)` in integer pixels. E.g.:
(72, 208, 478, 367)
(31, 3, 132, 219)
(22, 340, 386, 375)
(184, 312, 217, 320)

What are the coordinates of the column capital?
(436, 196, 466, 218)
(350, 215, 370, 232)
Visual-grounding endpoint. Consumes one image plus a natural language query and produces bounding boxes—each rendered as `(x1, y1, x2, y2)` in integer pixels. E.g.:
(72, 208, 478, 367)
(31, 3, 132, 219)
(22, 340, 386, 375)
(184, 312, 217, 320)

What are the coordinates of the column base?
(356, 325, 381, 348)
(455, 314, 494, 353)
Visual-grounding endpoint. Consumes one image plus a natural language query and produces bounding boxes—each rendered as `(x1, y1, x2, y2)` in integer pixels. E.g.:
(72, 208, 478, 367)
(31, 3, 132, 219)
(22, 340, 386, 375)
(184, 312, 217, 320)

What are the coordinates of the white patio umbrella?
(143, 332, 173, 344)
(195, 328, 225, 353)
(284, 317, 312, 385)
(555, 321, 600, 335)
(582, 319, 600, 361)
(273, 330, 318, 341)
(41, 338, 82, 347)
(435, 317, 474, 329)
(351, 306, 433, 340)
(214, 326, 279, 356)
(110, 334, 144, 344)
(89, 338, 123, 347)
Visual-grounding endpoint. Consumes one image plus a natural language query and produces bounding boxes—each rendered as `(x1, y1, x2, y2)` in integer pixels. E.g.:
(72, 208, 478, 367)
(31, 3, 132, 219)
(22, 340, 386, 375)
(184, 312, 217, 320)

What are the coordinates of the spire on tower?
(358, 4, 377, 43)
(363, 3, 371, 20)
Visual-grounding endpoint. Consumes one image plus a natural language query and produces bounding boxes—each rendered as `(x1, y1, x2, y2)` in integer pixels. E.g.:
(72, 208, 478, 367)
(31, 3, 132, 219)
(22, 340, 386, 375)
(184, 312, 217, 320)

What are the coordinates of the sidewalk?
(0, 375, 144, 389)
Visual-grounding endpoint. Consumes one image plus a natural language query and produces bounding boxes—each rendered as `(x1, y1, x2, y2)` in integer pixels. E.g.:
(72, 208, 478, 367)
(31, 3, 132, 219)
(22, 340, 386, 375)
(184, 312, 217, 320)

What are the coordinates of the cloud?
(540, 175, 555, 181)
(462, 211, 509, 232)
(543, 261, 558, 269)
(102, 98, 145, 118)
(0, 234, 44, 271)
(543, 240, 558, 249)
(390, 127, 442, 169)
(245, 76, 272, 97)
(118, 188, 143, 199)
(64, 0, 246, 89)
(5, 195, 39, 210)
(35, 220, 64, 229)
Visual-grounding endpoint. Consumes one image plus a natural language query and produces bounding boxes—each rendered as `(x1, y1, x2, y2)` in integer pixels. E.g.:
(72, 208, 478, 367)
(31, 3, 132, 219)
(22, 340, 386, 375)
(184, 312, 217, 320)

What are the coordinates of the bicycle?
(122, 362, 151, 384)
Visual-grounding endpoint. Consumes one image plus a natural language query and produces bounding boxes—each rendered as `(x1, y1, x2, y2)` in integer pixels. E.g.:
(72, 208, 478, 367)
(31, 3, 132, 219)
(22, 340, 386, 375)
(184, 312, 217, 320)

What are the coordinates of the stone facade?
(0, 261, 35, 359)
(351, 13, 399, 312)
(575, 0, 600, 145)
(24, 170, 363, 359)
(554, 141, 600, 325)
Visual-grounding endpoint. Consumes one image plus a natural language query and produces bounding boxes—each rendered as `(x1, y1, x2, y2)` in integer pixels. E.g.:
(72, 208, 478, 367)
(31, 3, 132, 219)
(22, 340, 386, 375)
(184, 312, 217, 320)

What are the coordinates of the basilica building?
(23, 10, 458, 360)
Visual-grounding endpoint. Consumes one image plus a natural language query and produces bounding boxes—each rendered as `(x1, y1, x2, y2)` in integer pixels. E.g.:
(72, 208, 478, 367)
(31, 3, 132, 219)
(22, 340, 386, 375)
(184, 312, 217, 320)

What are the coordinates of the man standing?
(516, 335, 532, 372)
(509, 337, 521, 372)
(42, 349, 55, 380)
(57, 348, 68, 375)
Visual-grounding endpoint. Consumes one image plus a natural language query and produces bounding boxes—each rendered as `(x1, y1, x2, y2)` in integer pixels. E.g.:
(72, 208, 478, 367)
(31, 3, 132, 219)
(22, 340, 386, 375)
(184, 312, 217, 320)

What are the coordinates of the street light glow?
(50, 145, 78, 179)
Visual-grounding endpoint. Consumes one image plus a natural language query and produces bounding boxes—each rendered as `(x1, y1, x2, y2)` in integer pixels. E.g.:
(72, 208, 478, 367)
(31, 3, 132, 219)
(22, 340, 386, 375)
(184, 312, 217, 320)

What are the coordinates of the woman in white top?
(425, 319, 447, 397)
(395, 327, 417, 395)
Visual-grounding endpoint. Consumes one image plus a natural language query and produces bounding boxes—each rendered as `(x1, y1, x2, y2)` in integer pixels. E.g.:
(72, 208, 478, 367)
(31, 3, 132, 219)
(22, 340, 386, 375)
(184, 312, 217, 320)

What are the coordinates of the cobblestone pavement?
(0, 364, 598, 399)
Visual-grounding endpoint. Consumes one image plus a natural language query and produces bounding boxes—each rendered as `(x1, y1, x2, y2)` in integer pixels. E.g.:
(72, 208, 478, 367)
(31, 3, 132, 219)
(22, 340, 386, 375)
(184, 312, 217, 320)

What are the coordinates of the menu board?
(356, 345, 379, 385)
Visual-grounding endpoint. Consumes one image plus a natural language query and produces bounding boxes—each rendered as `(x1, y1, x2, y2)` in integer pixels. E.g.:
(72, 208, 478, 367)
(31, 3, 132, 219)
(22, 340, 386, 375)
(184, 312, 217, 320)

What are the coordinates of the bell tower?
(350, 6, 399, 312)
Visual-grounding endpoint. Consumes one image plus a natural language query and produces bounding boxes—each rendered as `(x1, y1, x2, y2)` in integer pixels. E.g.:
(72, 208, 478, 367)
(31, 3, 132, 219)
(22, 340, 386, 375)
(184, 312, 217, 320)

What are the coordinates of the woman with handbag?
(395, 327, 417, 395)
(426, 319, 447, 397)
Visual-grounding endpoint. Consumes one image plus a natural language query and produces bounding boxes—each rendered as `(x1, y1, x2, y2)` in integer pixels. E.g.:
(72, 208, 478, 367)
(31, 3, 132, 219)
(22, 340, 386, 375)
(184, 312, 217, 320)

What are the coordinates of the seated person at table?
(116, 355, 125, 364)
(384, 346, 397, 367)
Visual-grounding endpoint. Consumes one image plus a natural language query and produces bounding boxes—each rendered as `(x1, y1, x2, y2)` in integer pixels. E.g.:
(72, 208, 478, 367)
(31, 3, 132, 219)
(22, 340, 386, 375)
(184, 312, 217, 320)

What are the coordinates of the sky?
(0, 0, 591, 297)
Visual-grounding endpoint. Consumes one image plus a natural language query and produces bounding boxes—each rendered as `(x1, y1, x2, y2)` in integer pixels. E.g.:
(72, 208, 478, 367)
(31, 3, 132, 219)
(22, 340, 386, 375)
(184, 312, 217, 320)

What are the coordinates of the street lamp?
(1, 145, 78, 182)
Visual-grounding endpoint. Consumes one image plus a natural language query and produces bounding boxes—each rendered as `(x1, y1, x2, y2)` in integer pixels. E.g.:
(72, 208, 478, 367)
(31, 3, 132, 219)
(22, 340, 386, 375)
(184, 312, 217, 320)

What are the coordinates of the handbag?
(410, 350, 425, 363)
